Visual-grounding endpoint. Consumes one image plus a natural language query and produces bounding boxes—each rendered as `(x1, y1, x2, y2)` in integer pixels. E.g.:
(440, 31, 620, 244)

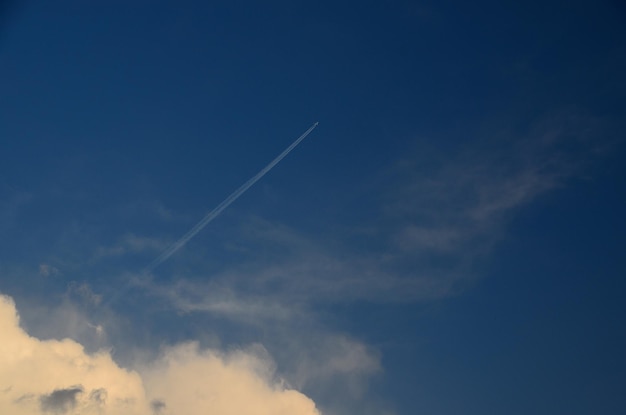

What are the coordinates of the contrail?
(143, 122, 319, 274)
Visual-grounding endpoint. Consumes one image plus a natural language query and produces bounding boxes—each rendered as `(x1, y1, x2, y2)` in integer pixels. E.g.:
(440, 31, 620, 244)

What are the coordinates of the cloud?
(0, 293, 321, 415)
(141, 111, 610, 319)
(282, 334, 381, 404)
(148, 277, 300, 323)
(67, 282, 102, 306)
(40, 386, 84, 414)
(38, 264, 61, 278)
(147, 219, 461, 315)
(140, 342, 320, 415)
(0, 295, 148, 415)
(92, 234, 168, 260)
(149, 399, 165, 414)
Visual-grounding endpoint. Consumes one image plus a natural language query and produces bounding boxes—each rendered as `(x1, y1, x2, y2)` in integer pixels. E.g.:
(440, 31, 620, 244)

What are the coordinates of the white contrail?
(143, 122, 319, 274)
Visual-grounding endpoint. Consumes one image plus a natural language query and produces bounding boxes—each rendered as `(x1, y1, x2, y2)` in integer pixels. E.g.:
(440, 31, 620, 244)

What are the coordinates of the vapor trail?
(143, 122, 319, 274)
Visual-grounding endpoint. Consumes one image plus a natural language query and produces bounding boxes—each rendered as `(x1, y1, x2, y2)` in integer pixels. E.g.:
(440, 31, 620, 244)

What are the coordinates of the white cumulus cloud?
(0, 293, 320, 415)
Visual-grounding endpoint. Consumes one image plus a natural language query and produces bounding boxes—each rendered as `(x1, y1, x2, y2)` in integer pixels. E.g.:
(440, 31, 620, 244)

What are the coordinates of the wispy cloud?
(67, 282, 102, 306)
(147, 111, 609, 318)
(92, 234, 168, 261)
(284, 334, 381, 396)
(157, 280, 299, 322)
(38, 264, 61, 278)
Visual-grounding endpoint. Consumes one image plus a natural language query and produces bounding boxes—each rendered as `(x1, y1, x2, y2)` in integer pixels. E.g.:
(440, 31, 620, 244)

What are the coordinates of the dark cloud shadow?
(151, 399, 167, 414)
(40, 386, 84, 414)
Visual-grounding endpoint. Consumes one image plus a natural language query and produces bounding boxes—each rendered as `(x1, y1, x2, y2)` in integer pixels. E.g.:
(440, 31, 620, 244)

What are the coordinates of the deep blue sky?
(1, 1, 625, 415)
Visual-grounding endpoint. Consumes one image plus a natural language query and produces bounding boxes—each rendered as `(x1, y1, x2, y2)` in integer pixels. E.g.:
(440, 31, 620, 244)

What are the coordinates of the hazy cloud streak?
(143, 122, 319, 274)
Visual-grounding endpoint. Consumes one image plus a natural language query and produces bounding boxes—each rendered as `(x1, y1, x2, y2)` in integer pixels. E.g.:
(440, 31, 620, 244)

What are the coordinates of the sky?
(0, 1, 625, 414)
